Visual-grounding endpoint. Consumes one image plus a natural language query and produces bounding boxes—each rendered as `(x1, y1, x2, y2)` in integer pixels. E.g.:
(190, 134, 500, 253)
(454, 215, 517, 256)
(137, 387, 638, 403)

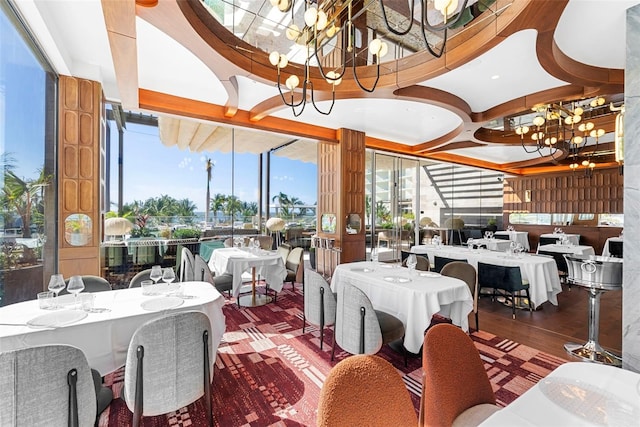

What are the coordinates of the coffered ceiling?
(14, 0, 639, 174)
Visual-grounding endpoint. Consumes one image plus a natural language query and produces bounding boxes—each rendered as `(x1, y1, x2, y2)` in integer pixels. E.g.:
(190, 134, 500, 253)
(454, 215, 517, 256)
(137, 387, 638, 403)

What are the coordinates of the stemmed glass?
(467, 238, 474, 251)
(149, 265, 163, 284)
(162, 267, 177, 293)
(370, 247, 379, 264)
(66, 276, 85, 308)
(48, 274, 66, 309)
(406, 254, 417, 274)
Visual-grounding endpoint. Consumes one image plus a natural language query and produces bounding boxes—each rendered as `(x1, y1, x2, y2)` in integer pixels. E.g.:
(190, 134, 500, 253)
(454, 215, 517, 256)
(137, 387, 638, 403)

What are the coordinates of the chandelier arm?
(275, 70, 306, 109)
(520, 138, 544, 155)
(418, 15, 447, 58)
(352, 58, 381, 93)
(377, 0, 416, 37)
(310, 81, 336, 116)
(422, 0, 471, 32)
(312, 30, 347, 82)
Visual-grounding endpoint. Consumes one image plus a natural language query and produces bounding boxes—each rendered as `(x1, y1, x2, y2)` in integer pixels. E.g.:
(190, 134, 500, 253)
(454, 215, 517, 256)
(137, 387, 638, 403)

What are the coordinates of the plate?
(350, 267, 374, 273)
(420, 272, 441, 278)
(27, 310, 87, 329)
(383, 275, 412, 283)
(140, 296, 184, 311)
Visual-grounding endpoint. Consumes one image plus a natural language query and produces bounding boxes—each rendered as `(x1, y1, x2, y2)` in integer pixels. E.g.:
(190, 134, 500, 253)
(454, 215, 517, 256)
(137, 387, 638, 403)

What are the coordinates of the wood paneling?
(58, 76, 102, 277)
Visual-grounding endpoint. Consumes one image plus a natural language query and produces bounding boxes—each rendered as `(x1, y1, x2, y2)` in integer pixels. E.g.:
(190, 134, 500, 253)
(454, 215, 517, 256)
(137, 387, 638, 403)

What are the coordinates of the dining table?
(208, 247, 287, 306)
(537, 243, 595, 257)
(602, 236, 623, 257)
(468, 238, 511, 252)
(494, 230, 530, 251)
(0, 282, 226, 375)
(479, 362, 640, 426)
(330, 261, 473, 354)
(410, 244, 562, 308)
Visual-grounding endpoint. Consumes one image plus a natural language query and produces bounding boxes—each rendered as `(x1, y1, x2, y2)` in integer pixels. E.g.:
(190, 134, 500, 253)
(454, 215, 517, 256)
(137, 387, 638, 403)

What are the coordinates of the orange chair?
(420, 324, 499, 426)
(318, 354, 418, 427)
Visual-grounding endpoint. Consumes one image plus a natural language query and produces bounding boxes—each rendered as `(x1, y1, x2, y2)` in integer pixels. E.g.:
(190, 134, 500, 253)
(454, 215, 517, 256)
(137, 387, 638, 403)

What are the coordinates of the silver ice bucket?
(564, 255, 623, 290)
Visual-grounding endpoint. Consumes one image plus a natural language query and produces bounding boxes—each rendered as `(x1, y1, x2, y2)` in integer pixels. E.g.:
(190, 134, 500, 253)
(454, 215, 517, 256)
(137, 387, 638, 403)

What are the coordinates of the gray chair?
(0, 344, 97, 427)
(276, 244, 291, 264)
(123, 311, 214, 427)
(194, 253, 232, 296)
(129, 268, 152, 288)
(441, 261, 479, 331)
(61, 275, 112, 295)
(401, 254, 430, 271)
(284, 247, 304, 289)
(256, 235, 273, 250)
(180, 246, 195, 282)
(433, 256, 467, 273)
(332, 283, 407, 366)
(303, 269, 337, 350)
(477, 262, 532, 319)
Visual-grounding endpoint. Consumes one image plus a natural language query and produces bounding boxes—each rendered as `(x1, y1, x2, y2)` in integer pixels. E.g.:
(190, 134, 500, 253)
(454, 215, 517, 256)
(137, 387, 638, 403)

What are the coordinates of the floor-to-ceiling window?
(0, 1, 57, 306)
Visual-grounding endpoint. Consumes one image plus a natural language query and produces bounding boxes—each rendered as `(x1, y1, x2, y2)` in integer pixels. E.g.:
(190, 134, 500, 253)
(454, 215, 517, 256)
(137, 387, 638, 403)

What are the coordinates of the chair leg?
(133, 345, 144, 427)
(67, 368, 79, 427)
(525, 288, 533, 312)
(203, 331, 213, 427)
(331, 334, 336, 361)
(475, 311, 479, 331)
(511, 292, 516, 320)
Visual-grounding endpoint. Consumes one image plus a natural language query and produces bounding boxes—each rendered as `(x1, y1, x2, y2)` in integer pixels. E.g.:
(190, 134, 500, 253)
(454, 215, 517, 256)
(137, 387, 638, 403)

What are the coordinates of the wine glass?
(149, 265, 163, 284)
(370, 247, 379, 264)
(406, 254, 417, 273)
(66, 276, 85, 308)
(162, 268, 177, 293)
(48, 274, 66, 309)
(467, 238, 474, 251)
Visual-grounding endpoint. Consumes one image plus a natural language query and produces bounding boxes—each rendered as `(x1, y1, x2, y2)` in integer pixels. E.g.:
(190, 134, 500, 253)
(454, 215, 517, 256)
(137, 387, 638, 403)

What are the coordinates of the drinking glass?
(406, 254, 417, 272)
(66, 276, 85, 307)
(149, 265, 163, 284)
(467, 238, 474, 251)
(48, 274, 66, 308)
(370, 247, 379, 264)
(162, 268, 177, 293)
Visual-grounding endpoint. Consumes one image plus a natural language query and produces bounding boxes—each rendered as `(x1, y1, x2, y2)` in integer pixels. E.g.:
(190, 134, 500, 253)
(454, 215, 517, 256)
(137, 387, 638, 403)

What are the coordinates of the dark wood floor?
(475, 283, 622, 360)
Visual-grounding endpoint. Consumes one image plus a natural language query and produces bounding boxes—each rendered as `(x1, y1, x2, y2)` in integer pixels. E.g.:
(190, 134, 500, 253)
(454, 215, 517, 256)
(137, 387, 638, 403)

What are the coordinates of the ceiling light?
(491, 75, 500, 80)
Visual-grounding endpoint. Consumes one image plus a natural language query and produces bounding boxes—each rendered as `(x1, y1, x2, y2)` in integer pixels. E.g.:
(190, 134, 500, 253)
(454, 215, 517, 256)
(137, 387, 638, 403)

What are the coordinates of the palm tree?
(205, 158, 214, 225)
(223, 195, 242, 222)
(210, 193, 227, 224)
(1, 168, 50, 238)
(272, 192, 291, 218)
(288, 196, 304, 219)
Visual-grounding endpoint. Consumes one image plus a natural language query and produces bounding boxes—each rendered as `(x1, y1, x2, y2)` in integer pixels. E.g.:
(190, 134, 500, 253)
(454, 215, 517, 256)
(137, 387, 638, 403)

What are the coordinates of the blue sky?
(109, 122, 317, 212)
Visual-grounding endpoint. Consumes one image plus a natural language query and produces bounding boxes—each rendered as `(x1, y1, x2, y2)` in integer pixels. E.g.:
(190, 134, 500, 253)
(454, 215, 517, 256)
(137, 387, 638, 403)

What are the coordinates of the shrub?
(173, 228, 201, 239)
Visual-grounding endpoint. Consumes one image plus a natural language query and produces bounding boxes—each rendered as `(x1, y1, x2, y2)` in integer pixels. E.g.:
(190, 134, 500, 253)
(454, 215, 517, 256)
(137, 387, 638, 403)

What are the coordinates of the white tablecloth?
(602, 237, 623, 256)
(537, 244, 595, 257)
(480, 362, 640, 426)
(0, 282, 226, 374)
(208, 247, 286, 296)
(494, 231, 530, 251)
(469, 238, 511, 252)
(330, 261, 473, 353)
(540, 233, 580, 246)
(411, 245, 562, 308)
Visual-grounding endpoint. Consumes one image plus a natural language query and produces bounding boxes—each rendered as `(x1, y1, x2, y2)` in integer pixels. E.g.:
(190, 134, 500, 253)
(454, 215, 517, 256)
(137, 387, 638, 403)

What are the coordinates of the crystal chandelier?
(514, 97, 607, 173)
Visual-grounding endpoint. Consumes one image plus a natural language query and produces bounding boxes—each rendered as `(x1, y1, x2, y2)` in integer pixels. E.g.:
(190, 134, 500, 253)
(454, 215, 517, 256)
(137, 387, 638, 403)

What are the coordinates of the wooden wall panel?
(58, 76, 102, 277)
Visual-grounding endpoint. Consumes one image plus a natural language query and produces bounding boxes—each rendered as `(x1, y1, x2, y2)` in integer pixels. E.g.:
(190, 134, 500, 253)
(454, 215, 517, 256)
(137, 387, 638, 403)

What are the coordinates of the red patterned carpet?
(99, 285, 566, 426)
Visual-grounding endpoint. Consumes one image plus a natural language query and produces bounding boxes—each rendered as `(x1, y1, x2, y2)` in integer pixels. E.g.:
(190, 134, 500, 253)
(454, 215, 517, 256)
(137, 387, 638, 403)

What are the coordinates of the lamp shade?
(266, 217, 286, 231)
(104, 217, 134, 236)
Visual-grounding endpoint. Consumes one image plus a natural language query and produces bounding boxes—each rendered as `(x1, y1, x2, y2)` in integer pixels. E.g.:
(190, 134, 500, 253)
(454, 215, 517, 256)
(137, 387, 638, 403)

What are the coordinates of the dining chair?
(129, 268, 152, 288)
(317, 354, 418, 427)
(123, 311, 214, 427)
(419, 324, 499, 427)
(538, 250, 569, 286)
(194, 253, 232, 296)
(477, 262, 533, 319)
(493, 233, 510, 240)
(276, 244, 291, 263)
(401, 254, 430, 271)
(303, 269, 337, 350)
(332, 282, 407, 366)
(256, 235, 273, 250)
(60, 275, 112, 295)
(538, 236, 558, 246)
(609, 240, 623, 258)
(433, 256, 467, 273)
(0, 344, 97, 427)
(441, 261, 479, 331)
(284, 247, 304, 289)
(180, 246, 195, 282)
(223, 237, 234, 247)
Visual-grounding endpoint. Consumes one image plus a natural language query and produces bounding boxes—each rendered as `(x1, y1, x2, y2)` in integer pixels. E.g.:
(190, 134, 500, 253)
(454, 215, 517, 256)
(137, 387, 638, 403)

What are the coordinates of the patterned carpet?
(99, 285, 567, 426)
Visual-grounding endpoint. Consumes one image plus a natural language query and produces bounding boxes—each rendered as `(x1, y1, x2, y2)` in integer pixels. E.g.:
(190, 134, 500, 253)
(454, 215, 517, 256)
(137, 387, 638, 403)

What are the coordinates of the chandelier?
(513, 97, 608, 174)
(268, 0, 471, 115)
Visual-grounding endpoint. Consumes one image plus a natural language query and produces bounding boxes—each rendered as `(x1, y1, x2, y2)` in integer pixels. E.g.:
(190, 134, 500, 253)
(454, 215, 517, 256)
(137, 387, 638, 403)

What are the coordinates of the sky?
(108, 121, 318, 213)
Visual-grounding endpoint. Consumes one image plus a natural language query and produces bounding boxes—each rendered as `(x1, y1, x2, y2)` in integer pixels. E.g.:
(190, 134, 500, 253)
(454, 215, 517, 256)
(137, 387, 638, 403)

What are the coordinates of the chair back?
(276, 245, 291, 263)
(441, 261, 477, 310)
(539, 236, 558, 246)
(420, 324, 495, 426)
(477, 262, 526, 292)
(129, 269, 152, 288)
(318, 355, 418, 427)
(304, 269, 337, 328)
(61, 275, 111, 294)
(0, 345, 97, 427)
(609, 240, 623, 258)
(538, 250, 568, 274)
(493, 233, 509, 240)
(335, 283, 382, 355)
(124, 311, 213, 420)
(180, 247, 195, 282)
(194, 254, 214, 284)
(402, 254, 430, 271)
(256, 235, 273, 250)
(286, 247, 304, 273)
(433, 256, 467, 273)
(223, 237, 234, 247)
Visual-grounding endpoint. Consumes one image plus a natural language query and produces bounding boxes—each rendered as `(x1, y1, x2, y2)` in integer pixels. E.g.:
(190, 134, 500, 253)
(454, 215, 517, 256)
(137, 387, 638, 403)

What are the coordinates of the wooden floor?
(475, 283, 622, 360)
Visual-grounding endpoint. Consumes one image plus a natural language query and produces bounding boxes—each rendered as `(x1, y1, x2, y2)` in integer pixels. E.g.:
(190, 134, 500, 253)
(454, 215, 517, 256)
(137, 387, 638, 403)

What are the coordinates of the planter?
(0, 264, 45, 306)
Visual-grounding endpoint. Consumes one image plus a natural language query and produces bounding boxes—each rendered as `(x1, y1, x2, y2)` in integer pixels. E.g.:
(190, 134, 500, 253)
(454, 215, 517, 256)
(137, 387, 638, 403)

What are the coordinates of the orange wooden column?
(317, 128, 366, 272)
(57, 76, 103, 277)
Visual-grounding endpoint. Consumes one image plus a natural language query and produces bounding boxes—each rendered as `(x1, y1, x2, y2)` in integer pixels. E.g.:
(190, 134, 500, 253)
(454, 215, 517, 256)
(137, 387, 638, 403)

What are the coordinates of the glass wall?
(1, 2, 57, 305)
